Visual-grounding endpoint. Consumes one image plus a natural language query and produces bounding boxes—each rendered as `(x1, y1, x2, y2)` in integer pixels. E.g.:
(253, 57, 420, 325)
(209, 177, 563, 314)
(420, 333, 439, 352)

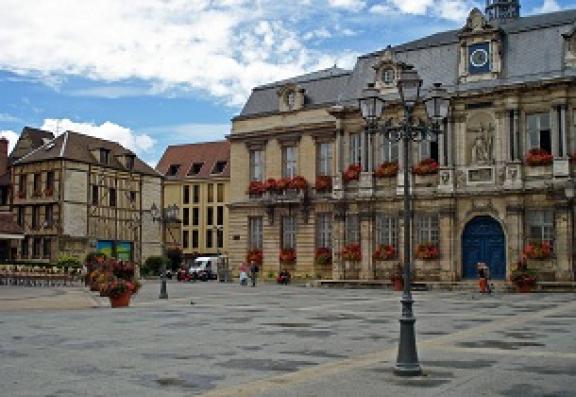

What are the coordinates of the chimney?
(0, 137, 8, 176)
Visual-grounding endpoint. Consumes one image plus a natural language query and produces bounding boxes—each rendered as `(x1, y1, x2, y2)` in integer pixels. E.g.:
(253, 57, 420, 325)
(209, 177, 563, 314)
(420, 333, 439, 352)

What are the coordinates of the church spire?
(485, 0, 520, 22)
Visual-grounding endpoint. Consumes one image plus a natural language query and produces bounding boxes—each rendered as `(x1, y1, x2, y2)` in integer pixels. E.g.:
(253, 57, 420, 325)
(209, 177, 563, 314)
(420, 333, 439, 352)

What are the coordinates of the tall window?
(100, 149, 110, 164)
(416, 214, 439, 244)
(349, 134, 361, 165)
(249, 217, 263, 250)
(527, 112, 551, 154)
(32, 206, 39, 229)
(317, 142, 333, 176)
(376, 214, 398, 247)
(183, 208, 190, 226)
(345, 214, 360, 244)
(316, 213, 332, 248)
(420, 140, 439, 162)
(18, 174, 27, 195)
(217, 183, 224, 202)
(33, 238, 41, 258)
(192, 207, 199, 226)
(183, 185, 190, 204)
(92, 185, 99, 206)
(283, 146, 297, 178)
(207, 184, 214, 203)
(193, 185, 200, 203)
(526, 210, 554, 244)
(46, 171, 54, 190)
(33, 173, 41, 194)
(17, 207, 24, 226)
(192, 230, 199, 248)
(217, 206, 224, 225)
(43, 238, 51, 258)
(45, 205, 53, 226)
(109, 188, 117, 207)
(282, 216, 296, 249)
(379, 137, 399, 163)
(21, 237, 28, 258)
(182, 230, 189, 249)
(206, 229, 213, 248)
(207, 207, 214, 225)
(217, 228, 223, 249)
(250, 150, 264, 181)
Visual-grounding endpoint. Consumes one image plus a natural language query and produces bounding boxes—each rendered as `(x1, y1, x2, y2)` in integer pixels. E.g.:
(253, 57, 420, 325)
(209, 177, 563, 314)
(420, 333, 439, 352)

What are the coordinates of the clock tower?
(485, 0, 520, 22)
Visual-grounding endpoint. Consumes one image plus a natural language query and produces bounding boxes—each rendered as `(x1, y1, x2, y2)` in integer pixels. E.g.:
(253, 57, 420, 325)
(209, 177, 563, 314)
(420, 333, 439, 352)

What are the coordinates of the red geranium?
(315, 175, 332, 192)
(375, 162, 399, 178)
(413, 158, 439, 176)
(279, 248, 296, 264)
(289, 176, 308, 190)
(523, 240, 552, 259)
(246, 249, 263, 265)
(525, 148, 553, 166)
(263, 178, 278, 193)
(343, 164, 361, 183)
(373, 244, 396, 260)
(341, 243, 361, 262)
(247, 181, 266, 196)
(276, 177, 291, 191)
(314, 247, 332, 265)
(415, 243, 439, 260)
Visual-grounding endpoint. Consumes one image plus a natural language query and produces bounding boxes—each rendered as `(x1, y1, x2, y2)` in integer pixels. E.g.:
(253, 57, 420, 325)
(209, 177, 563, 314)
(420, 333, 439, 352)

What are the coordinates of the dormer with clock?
(458, 8, 503, 84)
(372, 46, 405, 96)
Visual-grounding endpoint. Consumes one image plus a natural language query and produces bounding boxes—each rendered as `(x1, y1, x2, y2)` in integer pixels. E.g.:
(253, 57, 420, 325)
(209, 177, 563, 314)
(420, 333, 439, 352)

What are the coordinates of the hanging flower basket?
(341, 243, 361, 262)
(413, 158, 439, 176)
(315, 176, 332, 192)
(415, 243, 439, 260)
(523, 241, 552, 259)
(247, 181, 266, 197)
(343, 164, 361, 183)
(314, 247, 332, 265)
(279, 248, 296, 265)
(372, 244, 396, 260)
(246, 249, 263, 265)
(525, 148, 553, 166)
(375, 162, 399, 178)
(289, 176, 308, 190)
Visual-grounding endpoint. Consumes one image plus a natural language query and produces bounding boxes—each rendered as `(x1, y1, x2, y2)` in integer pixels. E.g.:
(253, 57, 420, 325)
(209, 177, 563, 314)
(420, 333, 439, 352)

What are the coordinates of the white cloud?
(0, 0, 355, 107)
(0, 113, 22, 123)
(328, 0, 366, 12)
(40, 119, 155, 154)
(143, 122, 231, 144)
(0, 130, 19, 153)
(370, 0, 476, 21)
(533, 0, 561, 14)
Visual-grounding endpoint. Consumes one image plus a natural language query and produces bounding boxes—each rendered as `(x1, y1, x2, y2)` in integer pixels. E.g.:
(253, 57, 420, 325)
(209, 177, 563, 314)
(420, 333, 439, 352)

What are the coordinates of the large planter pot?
(109, 292, 131, 308)
(392, 278, 403, 291)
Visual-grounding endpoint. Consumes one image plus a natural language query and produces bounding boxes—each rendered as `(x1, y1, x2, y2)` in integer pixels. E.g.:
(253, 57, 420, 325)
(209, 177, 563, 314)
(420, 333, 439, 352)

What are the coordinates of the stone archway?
(461, 216, 506, 280)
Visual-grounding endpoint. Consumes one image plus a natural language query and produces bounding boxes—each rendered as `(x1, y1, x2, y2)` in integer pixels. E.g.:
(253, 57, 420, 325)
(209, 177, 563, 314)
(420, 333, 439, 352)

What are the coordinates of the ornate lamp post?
(358, 65, 450, 377)
(151, 203, 179, 300)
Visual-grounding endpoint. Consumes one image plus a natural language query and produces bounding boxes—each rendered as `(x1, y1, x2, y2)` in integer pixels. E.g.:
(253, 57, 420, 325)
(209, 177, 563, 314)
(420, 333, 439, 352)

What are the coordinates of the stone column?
(505, 204, 524, 278)
(438, 206, 456, 281)
(359, 205, 374, 280)
(554, 203, 572, 281)
(332, 204, 346, 280)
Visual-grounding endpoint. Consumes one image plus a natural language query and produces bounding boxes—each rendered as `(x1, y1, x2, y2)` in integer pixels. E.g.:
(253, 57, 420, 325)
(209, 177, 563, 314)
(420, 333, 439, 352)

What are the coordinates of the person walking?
(239, 262, 248, 286)
(249, 261, 259, 287)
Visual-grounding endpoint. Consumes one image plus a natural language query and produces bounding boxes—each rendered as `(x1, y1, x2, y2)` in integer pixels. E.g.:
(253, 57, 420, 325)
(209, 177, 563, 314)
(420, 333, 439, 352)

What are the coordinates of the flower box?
(372, 244, 396, 260)
(341, 243, 361, 262)
(246, 249, 263, 265)
(375, 162, 399, 178)
(523, 241, 552, 259)
(247, 181, 265, 197)
(288, 176, 308, 190)
(525, 148, 553, 166)
(413, 158, 439, 176)
(263, 178, 278, 193)
(315, 176, 332, 193)
(343, 164, 361, 183)
(279, 248, 296, 265)
(314, 247, 332, 266)
(415, 243, 439, 260)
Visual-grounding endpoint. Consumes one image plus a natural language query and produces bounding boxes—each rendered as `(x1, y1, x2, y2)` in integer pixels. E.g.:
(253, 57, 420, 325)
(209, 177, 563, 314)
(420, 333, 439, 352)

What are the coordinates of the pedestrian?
(239, 261, 248, 286)
(477, 262, 491, 294)
(249, 260, 259, 287)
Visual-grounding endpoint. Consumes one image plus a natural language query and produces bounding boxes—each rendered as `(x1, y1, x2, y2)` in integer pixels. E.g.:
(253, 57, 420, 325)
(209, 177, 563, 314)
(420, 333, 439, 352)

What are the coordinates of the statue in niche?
(470, 123, 494, 164)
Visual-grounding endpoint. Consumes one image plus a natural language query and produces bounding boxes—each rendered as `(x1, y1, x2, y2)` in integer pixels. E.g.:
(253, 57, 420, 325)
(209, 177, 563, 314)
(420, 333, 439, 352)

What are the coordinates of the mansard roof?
(156, 140, 230, 180)
(237, 8, 576, 118)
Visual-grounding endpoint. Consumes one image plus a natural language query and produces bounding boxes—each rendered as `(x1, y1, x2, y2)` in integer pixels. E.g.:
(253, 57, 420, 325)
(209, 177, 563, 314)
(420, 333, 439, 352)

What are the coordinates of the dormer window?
(167, 164, 180, 176)
(287, 91, 296, 110)
(100, 149, 110, 164)
(125, 155, 135, 170)
(277, 84, 304, 112)
(188, 162, 204, 176)
(212, 161, 227, 174)
(382, 68, 395, 85)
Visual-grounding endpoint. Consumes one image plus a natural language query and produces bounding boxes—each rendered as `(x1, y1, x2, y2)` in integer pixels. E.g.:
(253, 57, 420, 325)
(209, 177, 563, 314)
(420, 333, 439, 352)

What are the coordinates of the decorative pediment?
(562, 25, 576, 67)
(277, 83, 305, 112)
(460, 8, 495, 36)
(373, 46, 406, 94)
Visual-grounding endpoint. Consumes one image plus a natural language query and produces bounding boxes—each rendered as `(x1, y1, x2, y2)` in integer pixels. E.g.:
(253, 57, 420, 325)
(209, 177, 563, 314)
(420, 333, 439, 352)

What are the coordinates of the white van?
(188, 256, 218, 280)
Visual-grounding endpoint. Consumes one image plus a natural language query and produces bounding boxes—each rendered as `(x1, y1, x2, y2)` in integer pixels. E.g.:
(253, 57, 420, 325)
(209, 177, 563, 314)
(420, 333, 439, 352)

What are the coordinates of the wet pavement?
(0, 281, 575, 396)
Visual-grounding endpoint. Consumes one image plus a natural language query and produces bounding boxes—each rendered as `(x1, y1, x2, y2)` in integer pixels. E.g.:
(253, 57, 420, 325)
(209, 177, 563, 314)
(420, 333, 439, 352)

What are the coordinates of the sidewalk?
(0, 286, 101, 311)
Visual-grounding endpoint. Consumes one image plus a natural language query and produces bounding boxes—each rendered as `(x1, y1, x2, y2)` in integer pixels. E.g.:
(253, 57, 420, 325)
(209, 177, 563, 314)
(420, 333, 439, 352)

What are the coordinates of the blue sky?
(0, 0, 571, 166)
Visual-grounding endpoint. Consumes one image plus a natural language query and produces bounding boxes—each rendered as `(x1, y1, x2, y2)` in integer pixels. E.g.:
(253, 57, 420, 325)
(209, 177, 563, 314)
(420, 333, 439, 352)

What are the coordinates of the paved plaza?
(0, 281, 575, 397)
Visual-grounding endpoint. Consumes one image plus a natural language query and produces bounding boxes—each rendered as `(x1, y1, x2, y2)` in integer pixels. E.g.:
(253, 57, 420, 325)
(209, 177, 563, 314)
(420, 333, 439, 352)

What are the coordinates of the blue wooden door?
(462, 216, 506, 280)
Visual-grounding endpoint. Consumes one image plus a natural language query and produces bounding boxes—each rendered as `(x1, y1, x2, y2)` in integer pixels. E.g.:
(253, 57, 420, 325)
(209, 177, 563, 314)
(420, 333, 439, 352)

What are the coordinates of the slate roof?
(9, 127, 54, 164)
(238, 8, 576, 117)
(156, 141, 230, 180)
(0, 213, 23, 236)
(14, 129, 160, 177)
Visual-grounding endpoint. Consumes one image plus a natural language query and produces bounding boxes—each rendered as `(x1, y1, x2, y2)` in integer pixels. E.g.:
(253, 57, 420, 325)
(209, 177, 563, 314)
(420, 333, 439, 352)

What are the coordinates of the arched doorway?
(462, 216, 506, 280)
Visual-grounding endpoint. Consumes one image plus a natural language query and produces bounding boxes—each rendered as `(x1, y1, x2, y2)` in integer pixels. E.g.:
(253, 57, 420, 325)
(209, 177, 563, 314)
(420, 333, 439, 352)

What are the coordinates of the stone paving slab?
(0, 281, 574, 397)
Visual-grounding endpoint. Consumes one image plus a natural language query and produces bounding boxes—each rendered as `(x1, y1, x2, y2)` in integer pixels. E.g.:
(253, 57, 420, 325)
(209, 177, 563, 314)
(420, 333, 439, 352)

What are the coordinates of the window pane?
(207, 184, 214, 203)
(217, 183, 224, 202)
(192, 208, 199, 226)
(183, 208, 189, 226)
(182, 231, 189, 248)
(316, 213, 332, 248)
(217, 206, 224, 225)
(282, 216, 296, 249)
(349, 134, 361, 165)
(193, 185, 200, 203)
(183, 185, 190, 204)
(345, 215, 359, 243)
(249, 217, 263, 250)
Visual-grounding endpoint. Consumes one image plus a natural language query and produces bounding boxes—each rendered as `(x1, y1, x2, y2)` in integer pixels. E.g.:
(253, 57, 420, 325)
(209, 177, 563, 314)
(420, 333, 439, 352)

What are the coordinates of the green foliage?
(56, 254, 82, 269)
(164, 248, 183, 271)
(142, 255, 169, 277)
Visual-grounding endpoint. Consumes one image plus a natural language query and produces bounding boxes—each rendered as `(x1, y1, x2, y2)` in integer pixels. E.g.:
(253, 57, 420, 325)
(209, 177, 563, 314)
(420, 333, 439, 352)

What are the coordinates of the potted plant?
(375, 162, 399, 178)
(289, 176, 308, 190)
(389, 263, 404, 291)
(279, 248, 296, 265)
(343, 164, 361, 183)
(315, 176, 332, 193)
(525, 148, 553, 166)
(373, 244, 396, 261)
(247, 181, 266, 197)
(413, 158, 439, 176)
(314, 247, 332, 266)
(523, 240, 552, 259)
(415, 243, 439, 260)
(246, 249, 263, 266)
(102, 278, 141, 307)
(510, 256, 537, 293)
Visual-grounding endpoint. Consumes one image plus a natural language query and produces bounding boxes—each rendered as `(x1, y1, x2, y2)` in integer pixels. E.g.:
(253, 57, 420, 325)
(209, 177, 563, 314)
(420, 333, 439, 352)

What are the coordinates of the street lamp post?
(151, 203, 179, 300)
(358, 66, 450, 377)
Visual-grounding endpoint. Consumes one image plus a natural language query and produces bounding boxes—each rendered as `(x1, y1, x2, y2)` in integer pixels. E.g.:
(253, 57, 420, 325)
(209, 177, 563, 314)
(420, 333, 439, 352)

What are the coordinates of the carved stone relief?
(466, 112, 496, 166)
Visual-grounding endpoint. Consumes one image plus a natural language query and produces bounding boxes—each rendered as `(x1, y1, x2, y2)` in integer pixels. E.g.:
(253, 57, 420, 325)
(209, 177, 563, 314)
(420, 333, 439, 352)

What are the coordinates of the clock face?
(468, 42, 490, 74)
(470, 48, 488, 67)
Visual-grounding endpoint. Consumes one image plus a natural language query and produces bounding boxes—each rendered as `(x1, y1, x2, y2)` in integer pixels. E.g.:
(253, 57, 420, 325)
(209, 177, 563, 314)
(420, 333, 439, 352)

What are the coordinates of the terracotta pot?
(109, 292, 131, 308)
(393, 278, 404, 291)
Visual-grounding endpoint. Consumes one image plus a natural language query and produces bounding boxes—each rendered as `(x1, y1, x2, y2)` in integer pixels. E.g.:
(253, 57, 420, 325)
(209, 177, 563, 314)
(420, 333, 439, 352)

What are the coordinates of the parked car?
(188, 256, 218, 281)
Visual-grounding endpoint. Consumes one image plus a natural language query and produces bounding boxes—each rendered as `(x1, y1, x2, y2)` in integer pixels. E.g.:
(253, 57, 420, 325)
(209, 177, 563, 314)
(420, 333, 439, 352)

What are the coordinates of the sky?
(0, 0, 572, 167)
